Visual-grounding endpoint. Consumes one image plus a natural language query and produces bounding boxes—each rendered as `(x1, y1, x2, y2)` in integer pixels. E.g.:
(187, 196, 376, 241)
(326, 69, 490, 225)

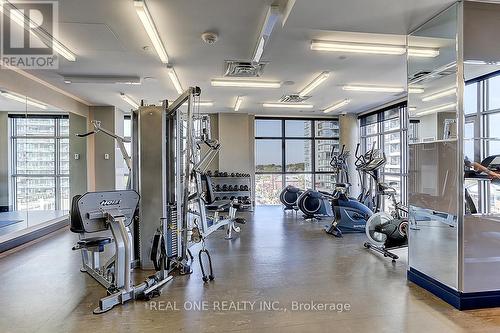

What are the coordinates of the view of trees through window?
(255, 118, 339, 205)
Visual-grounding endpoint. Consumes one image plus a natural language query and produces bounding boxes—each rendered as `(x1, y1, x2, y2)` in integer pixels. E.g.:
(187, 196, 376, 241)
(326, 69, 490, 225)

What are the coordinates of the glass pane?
(59, 138, 69, 175)
(465, 179, 479, 213)
(15, 118, 55, 136)
(361, 123, 378, 136)
(255, 139, 282, 172)
(315, 120, 339, 137)
(383, 133, 401, 174)
(384, 108, 400, 120)
(285, 140, 312, 172)
(464, 83, 478, 115)
(488, 76, 500, 111)
(255, 174, 282, 205)
(382, 175, 401, 211)
(315, 174, 336, 193)
(489, 113, 500, 155)
(464, 121, 475, 160)
(382, 118, 400, 132)
(59, 118, 69, 136)
(285, 120, 311, 137)
(255, 119, 281, 137)
(15, 177, 55, 210)
(60, 177, 70, 211)
(285, 174, 312, 190)
(15, 138, 55, 174)
(363, 136, 379, 153)
(315, 139, 338, 172)
(124, 118, 132, 138)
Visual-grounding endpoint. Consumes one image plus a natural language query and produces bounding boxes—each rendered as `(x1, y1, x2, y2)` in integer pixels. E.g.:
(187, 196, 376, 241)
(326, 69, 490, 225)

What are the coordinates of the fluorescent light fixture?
(408, 87, 424, 94)
(408, 47, 440, 58)
(234, 96, 243, 111)
(120, 93, 139, 109)
(298, 71, 330, 97)
(422, 87, 456, 102)
(182, 101, 213, 107)
(1, 91, 47, 109)
(311, 40, 405, 55)
(343, 85, 404, 93)
(416, 103, 456, 116)
(167, 66, 183, 94)
(311, 40, 439, 58)
(63, 75, 141, 85)
(263, 103, 314, 109)
(0, 0, 76, 61)
(323, 99, 350, 114)
(409, 106, 417, 111)
(134, 0, 169, 64)
(212, 79, 281, 88)
(252, 5, 280, 63)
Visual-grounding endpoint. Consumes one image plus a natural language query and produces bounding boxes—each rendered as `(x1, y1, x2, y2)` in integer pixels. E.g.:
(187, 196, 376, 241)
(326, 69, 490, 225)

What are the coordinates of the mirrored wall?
(0, 90, 84, 241)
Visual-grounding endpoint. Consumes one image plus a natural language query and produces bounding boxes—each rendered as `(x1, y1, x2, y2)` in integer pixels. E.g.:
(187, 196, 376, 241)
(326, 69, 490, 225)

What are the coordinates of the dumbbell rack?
(210, 173, 253, 212)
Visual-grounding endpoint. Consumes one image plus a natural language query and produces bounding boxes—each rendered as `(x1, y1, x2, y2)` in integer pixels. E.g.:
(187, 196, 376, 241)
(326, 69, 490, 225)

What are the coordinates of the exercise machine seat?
(74, 237, 112, 252)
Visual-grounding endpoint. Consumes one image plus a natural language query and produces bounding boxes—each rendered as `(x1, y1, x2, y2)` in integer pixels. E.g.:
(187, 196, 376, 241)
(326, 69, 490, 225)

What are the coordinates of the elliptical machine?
(355, 143, 386, 212)
(354, 142, 409, 261)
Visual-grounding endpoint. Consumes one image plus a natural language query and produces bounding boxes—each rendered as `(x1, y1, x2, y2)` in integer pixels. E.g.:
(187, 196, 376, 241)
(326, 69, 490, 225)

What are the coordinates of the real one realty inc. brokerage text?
(146, 300, 352, 313)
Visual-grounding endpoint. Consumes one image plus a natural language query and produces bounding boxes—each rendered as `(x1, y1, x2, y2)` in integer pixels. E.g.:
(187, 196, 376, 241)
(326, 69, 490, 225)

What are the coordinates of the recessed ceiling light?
(415, 103, 456, 116)
(212, 79, 281, 88)
(422, 87, 456, 102)
(167, 66, 183, 94)
(134, 0, 169, 64)
(298, 71, 330, 97)
(1, 91, 48, 109)
(323, 99, 350, 113)
(343, 85, 404, 93)
(311, 40, 439, 58)
(263, 103, 314, 109)
(120, 93, 139, 109)
(234, 96, 243, 111)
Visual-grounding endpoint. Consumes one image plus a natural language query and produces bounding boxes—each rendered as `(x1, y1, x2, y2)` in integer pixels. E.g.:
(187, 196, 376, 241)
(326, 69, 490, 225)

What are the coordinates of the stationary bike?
(279, 185, 303, 211)
(323, 145, 372, 236)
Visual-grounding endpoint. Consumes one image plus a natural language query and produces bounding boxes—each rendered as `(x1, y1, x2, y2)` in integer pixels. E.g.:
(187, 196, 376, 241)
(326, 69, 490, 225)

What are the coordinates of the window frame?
(254, 117, 340, 204)
(9, 114, 69, 211)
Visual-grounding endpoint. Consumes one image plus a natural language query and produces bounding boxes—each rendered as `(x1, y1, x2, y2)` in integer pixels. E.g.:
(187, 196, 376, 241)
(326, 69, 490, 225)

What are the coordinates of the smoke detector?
(202, 31, 219, 44)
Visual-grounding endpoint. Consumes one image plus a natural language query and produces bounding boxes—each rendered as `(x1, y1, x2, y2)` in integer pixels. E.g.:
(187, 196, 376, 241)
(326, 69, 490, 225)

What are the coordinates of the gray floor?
(1, 205, 500, 333)
(0, 210, 68, 237)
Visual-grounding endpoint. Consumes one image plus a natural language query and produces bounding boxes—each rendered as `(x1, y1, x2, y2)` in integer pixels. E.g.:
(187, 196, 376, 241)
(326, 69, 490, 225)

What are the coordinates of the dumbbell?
(222, 196, 228, 200)
(222, 184, 228, 191)
(231, 173, 235, 177)
(215, 184, 221, 191)
(214, 170, 220, 177)
(230, 196, 235, 200)
(215, 197, 220, 201)
(223, 172, 228, 177)
(206, 170, 212, 176)
(228, 185, 233, 191)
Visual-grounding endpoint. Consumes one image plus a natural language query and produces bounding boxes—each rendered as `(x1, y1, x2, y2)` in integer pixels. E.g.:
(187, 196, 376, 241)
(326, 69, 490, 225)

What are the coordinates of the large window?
(359, 104, 407, 209)
(255, 118, 339, 205)
(10, 115, 70, 211)
(465, 72, 500, 213)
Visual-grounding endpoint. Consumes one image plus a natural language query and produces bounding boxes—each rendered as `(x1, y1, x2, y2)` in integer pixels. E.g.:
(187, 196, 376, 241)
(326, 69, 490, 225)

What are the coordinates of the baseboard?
(408, 267, 500, 310)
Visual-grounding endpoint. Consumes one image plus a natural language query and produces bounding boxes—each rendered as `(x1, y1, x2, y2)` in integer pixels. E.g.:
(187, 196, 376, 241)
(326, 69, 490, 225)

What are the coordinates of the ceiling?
(4, 0, 457, 115)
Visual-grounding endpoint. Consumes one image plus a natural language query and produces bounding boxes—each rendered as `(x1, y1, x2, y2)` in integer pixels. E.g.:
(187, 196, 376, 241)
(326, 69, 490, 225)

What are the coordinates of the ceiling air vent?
(279, 94, 311, 103)
(224, 61, 266, 77)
